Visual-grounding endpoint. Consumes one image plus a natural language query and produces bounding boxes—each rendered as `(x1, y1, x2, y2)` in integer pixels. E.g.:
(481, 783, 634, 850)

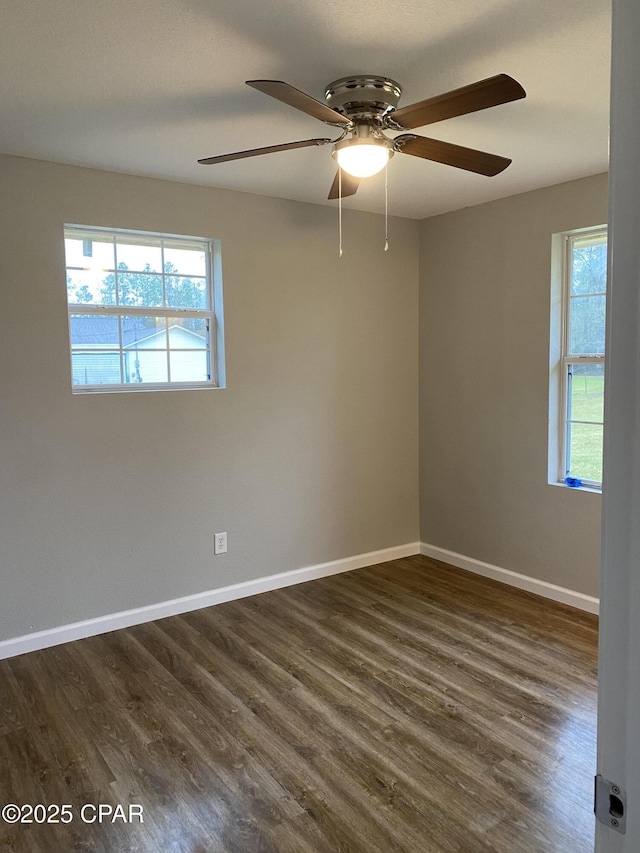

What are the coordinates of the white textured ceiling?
(0, 0, 611, 219)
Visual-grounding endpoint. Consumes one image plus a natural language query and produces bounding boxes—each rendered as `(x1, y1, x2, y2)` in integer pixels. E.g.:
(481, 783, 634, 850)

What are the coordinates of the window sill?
(549, 480, 602, 495)
(72, 382, 223, 395)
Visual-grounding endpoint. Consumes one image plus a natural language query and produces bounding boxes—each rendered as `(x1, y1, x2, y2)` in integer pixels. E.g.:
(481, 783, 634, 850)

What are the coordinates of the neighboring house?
(70, 315, 209, 385)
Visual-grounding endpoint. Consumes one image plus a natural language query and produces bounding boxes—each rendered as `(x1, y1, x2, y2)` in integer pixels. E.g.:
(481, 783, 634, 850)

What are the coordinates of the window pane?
(121, 316, 166, 346)
(115, 237, 162, 272)
(70, 314, 120, 347)
(571, 235, 607, 296)
(67, 270, 117, 305)
(117, 272, 163, 307)
(121, 316, 167, 383)
(170, 350, 210, 383)
(567, 422, 604, 483)
(167, 317, 209, 348)
(163, 244, 207, 277)
(123, 349, 169, 384)
(166, 275, 207, 309)
(568, 363, 604, 423)
(65, 234, 115, 271)
(569, 294, 606, 354)
(168, 317, 210, 382)
(72, 352, 122, 386)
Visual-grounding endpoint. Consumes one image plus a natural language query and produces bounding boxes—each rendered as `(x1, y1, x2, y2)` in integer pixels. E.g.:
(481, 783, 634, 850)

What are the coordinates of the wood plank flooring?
(0, 555, 598, 852)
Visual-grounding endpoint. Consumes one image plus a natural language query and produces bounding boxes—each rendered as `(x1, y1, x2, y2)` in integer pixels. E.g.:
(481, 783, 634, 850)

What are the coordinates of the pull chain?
(338, 167, 343, 259)
(384, 160, 389, 252)
(337, 165, 388, 256)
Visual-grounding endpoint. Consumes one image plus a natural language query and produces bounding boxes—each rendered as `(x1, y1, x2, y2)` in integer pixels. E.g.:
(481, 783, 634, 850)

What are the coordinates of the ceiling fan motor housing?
(324, 76, 402, 124)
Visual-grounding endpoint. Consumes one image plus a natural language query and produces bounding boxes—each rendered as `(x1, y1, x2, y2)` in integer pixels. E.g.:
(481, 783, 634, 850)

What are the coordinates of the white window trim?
(549, 225, 606, 492)
(65, 225, 226, 394)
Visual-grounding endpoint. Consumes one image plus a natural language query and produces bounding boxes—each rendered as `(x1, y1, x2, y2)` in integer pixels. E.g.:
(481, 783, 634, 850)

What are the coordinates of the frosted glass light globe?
(336, 143, 390, 178)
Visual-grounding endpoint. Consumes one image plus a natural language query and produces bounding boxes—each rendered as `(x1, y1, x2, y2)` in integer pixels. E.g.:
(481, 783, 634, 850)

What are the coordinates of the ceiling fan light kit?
(333, 131, 394, 179)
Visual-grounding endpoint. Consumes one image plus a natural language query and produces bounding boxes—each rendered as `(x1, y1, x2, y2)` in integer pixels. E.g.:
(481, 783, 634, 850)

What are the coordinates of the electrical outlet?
(214, 532, 227, 555)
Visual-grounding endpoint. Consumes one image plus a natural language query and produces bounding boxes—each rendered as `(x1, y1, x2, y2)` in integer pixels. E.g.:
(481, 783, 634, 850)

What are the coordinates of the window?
(64, 225, 225, 393)
(551, 226, 607, 489)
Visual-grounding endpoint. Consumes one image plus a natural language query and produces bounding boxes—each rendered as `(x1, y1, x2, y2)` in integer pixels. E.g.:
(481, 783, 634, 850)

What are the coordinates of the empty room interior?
(0, 0, 615, 851)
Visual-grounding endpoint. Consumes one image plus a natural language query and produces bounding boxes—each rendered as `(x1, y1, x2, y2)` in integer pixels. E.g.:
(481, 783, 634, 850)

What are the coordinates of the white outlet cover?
(215, 532, 227, 555)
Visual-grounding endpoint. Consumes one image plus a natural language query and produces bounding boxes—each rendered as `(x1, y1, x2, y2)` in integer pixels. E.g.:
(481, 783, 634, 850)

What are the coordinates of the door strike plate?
(595, 774, 627, 834)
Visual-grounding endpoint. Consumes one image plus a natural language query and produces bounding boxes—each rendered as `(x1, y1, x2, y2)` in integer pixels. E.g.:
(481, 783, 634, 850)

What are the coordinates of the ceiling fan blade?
(198, 138, 331, 165)
(247, 80, 352, 127)
(387, 74, 526, 130)
(328, 169, 360, 200)
(395, 134, 511, 176)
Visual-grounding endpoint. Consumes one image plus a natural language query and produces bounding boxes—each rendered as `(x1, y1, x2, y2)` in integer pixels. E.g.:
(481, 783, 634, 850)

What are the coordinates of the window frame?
(64, 225, 225, 394)
(554, 225, 607, 490)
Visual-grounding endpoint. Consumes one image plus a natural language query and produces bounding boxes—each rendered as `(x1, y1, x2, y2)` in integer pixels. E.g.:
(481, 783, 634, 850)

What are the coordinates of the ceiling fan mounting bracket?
(393, 133, 418, 150)
(324, 75, 402, 123)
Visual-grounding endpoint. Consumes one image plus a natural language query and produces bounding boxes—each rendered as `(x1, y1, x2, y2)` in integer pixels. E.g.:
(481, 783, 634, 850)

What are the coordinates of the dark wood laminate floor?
(0, 556, 598, 853)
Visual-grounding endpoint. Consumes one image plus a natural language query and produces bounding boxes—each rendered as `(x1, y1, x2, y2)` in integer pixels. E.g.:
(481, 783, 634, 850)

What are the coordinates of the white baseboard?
(420, 542, 599, 615)
(1, 540, 597, 661)
(0, 542, 421, 661)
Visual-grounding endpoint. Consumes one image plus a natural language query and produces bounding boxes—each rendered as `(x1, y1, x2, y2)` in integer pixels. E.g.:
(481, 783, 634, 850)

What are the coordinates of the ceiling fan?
(198, 74, 526, 199)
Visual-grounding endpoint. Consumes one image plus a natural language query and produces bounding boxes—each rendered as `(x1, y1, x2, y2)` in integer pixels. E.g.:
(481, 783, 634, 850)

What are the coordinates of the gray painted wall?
(0, 153, 609, 642)
(0, 154, 420, 641)
(419, 173, 608, 598)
